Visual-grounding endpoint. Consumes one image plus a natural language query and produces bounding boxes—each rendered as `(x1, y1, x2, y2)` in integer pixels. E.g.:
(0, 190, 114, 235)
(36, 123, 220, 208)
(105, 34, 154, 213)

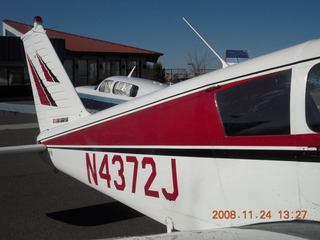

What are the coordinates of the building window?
(77, 59, 98, 86)
(306, 63, 320, 132)
(0, 66, 25, 85)
(23, 67, 30, 85)
(78, 60, 87, 86)
(127, 60, 140, 77)
(101, 61, 111, 79)
(0, 67, 7, 85)
(64, 59, 74, 82)
(111, 61, 121, 76)
(216, 70, 291, 136)
(122, 61, 127, 76)
(9, 67, 24, 85)
(101, 60, 140, 79)
(88, 60, 98, 85)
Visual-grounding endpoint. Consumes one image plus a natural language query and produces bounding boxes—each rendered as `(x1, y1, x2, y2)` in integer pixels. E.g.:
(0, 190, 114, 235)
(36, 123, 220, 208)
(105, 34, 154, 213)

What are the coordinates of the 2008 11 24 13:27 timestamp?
(212, 210, 307, 220)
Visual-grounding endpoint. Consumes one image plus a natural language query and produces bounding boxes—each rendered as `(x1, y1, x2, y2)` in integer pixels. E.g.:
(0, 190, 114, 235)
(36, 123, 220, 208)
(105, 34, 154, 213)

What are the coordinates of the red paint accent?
(34, 16, 43, 23)
(43, 83, 320, 148)
(37, 54, 54, 82)
(162, 159, 179, 201)
(126, 156, 138, 193)
(98, 154, 111, 188)
(27, 57, 51, 106)
(142, 157, 159, 198)
(44, 90, 222, 146)
(86, 153, 98, 185)
(112, 155, 126, 191)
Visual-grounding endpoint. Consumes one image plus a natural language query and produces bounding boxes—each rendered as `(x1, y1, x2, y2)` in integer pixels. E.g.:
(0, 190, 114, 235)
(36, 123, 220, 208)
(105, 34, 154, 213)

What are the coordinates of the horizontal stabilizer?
(0, 144, 46, 155)
(0, 103, 36, 114)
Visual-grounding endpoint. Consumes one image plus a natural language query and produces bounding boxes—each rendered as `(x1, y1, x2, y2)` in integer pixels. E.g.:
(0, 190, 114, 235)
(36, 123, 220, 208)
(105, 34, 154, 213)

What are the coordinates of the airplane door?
(290, 61, 320, 134)
(291, 61, 320, 221)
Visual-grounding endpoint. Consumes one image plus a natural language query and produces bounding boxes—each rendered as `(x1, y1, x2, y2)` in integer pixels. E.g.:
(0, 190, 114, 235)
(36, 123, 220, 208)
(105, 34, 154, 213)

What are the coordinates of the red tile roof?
(3, 19, 163, 62)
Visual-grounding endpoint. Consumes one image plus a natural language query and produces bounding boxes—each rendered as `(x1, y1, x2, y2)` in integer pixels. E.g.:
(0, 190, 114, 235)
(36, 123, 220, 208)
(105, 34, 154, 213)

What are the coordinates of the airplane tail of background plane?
(21, 17, 90, 132)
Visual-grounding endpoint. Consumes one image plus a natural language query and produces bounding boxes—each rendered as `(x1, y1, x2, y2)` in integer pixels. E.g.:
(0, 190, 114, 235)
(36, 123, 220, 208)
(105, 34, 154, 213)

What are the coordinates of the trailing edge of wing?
(0, 144, 47, 155)
(108, 225, 311, 240)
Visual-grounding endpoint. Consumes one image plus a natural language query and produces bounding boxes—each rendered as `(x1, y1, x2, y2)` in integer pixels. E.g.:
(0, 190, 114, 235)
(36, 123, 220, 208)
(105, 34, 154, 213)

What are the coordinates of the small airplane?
(1, 16, 320, 239)
(76, 73, 166, 111)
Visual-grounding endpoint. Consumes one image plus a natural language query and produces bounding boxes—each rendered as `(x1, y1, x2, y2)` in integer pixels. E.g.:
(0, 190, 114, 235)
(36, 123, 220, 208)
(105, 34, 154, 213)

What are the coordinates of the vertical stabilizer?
(21, 17, 90, 132)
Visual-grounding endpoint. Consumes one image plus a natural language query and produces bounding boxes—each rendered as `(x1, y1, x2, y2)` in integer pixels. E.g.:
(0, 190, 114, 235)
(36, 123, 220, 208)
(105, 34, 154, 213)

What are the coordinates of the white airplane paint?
(1, 16, 320, 239)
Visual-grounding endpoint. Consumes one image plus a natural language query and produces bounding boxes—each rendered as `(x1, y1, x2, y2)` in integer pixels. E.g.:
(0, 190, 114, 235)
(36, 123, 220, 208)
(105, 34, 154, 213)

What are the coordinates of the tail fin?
(21, 17, 90, 132)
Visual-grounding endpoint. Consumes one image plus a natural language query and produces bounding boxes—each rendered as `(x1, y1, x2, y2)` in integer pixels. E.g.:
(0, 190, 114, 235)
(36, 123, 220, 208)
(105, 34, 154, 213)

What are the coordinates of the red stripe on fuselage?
(44, 90, 221, 145)
(42, 87, 320, 148)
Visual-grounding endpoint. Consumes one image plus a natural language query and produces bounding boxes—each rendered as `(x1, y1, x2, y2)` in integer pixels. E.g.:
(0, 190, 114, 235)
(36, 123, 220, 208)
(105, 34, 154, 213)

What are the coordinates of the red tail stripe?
(27, 57, 52, 106)
(36, 53, 59, 83)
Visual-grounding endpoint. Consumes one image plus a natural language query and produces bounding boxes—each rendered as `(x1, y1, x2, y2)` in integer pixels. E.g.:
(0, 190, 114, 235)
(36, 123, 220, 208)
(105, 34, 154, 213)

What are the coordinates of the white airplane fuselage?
(37, 41, 320, 231)
(21, 17, 320, 232)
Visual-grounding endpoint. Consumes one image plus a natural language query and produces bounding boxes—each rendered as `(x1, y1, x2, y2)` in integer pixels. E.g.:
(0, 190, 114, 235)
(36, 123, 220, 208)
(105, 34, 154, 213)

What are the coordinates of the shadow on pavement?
(47, 201, 143, 226)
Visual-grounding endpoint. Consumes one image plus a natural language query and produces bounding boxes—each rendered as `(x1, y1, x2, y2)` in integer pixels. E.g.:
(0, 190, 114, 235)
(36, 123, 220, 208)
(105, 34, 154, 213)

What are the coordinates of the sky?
(1, 0, 320, 70)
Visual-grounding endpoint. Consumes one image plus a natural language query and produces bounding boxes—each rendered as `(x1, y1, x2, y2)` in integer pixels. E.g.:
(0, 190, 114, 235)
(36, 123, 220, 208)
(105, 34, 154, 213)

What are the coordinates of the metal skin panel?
(48, 147, 320, 231)
(19, 17, 320, 234)
(21, 20, 89, 132)
(42, 84, 320, 148)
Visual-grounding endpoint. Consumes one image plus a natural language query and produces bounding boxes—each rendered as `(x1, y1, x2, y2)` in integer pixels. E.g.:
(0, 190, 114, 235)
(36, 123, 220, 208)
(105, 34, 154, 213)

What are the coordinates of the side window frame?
(305, 63, 320, 132)
(215, 70, 292, 136)
(113, 81, 139, 97)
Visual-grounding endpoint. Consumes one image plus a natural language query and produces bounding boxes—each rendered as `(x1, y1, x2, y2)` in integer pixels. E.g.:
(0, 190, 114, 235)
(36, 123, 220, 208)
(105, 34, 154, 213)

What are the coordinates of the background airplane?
(76, 74, 166, 112)
(0, 75, 166, 114)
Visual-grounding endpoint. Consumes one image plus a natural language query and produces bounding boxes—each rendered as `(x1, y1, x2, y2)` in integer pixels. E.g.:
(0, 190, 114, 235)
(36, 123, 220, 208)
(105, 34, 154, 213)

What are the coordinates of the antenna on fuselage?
(182, 17, 229, 69)
(128, 66, 136, 78)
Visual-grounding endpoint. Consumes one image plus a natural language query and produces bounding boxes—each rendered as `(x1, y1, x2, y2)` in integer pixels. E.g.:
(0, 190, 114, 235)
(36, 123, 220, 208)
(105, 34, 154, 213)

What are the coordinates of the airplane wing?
(0, 103, 36, 114)
(109, 221, 319, 240)
(0, 144, 46, 155)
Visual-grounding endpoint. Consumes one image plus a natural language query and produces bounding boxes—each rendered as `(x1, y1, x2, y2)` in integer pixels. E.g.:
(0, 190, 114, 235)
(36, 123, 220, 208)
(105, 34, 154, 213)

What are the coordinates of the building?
(0, 18, 163, 99)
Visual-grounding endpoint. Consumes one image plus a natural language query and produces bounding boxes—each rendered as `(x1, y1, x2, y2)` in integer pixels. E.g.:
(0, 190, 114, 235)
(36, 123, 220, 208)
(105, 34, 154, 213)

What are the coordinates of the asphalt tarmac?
(0, 110, 165, 240)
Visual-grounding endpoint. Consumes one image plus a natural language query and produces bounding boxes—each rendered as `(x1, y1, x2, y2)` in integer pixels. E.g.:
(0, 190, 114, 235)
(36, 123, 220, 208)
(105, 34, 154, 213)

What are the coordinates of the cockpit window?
(306, 63, 320, 132)
(216, 70, 291, 136)
(98, 80, 113, 93)
(113, 81, 139, 97)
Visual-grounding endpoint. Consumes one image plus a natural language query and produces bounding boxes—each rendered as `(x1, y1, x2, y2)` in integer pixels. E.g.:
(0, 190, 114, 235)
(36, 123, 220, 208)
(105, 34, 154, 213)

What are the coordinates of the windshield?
(113, 81, 139, 97)
(98, 80, 113, 93)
